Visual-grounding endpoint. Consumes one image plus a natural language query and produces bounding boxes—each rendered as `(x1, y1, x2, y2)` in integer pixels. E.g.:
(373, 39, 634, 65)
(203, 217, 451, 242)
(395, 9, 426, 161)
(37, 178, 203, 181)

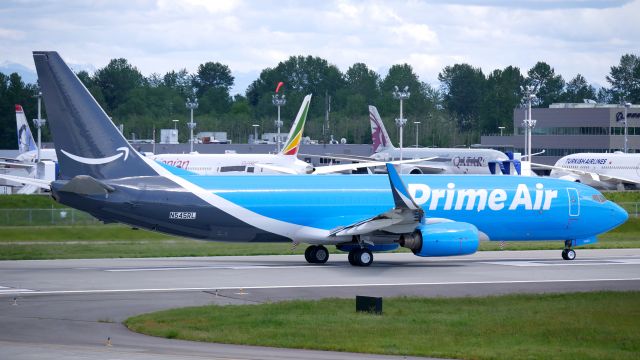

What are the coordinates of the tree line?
(1, 54, 638, 150)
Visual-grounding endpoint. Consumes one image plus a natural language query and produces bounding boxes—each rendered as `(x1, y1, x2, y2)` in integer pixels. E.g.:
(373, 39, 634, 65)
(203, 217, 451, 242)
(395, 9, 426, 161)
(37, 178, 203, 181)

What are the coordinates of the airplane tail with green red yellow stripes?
(279, 94, 311, 156)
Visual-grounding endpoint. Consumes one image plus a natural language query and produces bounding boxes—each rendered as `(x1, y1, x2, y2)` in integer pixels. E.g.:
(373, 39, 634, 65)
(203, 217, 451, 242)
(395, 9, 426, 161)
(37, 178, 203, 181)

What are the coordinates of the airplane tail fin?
(279, 94, 311, 156)
(15, 105, 37, 154)
(33, 51, 158, 180)
(369, 105, 395, 153)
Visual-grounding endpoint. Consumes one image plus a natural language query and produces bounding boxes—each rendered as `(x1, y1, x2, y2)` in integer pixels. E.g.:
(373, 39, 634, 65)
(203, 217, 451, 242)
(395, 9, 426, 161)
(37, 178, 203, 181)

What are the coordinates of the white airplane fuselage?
(149, 153, 312, 175)
(550, 152, 640, 190)
(371, 148, 510, 175)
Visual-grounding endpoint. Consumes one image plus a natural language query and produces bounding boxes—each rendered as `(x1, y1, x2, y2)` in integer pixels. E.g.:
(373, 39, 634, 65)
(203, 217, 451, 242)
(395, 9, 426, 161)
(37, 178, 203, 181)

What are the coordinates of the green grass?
(125, 291, 640, 359)
(0, 194, 65, 209)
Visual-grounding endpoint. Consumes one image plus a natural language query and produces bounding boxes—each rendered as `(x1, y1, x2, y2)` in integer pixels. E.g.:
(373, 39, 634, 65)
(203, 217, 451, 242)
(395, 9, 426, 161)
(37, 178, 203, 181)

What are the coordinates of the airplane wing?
(532, 162, 640, 185)
(0, 174, 51, 189)
(311, 157, 436, 175)
(329, 163, 423, 237)
(0, 160, 35, 169)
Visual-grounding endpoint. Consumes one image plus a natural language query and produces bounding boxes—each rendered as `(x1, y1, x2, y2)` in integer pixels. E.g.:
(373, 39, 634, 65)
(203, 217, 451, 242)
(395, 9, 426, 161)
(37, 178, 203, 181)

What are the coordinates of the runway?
(1, 249, 640, 359)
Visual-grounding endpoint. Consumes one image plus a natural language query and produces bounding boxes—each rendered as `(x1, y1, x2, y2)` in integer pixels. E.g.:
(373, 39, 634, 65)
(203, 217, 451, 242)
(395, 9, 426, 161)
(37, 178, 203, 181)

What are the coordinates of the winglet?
(385, 163, 420, 210)
(280, 94, 312, 156)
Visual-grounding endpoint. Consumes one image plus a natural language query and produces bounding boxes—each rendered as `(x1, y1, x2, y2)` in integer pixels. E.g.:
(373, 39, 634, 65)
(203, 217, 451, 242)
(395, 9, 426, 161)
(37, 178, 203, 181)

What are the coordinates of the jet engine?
(399, 222, 479, 257)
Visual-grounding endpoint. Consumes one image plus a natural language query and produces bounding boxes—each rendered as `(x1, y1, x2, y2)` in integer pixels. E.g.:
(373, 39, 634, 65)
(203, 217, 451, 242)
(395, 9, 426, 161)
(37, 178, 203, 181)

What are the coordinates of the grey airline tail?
(33, 51, 156, 180)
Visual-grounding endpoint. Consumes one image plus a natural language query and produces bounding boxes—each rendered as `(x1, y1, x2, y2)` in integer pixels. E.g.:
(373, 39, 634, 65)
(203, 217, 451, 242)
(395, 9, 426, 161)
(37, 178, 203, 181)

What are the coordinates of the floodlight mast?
(414, 121, 420, 147)
(252, 124, 260, 144)
(272, 93, 286, 152)
(32, 90, 46, 162)
(521, 86, 537, 161)
(623, 101, 631, 153)
(393, 85, 410, 161)
(185, 95, 198, 153)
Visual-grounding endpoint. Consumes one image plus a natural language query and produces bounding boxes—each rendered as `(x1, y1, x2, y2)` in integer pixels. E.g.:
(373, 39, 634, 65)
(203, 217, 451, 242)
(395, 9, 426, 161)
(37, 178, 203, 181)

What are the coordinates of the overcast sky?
(1, 0, 638, 95)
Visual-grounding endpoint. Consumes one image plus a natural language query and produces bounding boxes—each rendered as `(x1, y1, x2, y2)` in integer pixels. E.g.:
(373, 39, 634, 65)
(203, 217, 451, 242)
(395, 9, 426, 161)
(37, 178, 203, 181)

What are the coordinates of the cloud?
(0, 0, 638, 95)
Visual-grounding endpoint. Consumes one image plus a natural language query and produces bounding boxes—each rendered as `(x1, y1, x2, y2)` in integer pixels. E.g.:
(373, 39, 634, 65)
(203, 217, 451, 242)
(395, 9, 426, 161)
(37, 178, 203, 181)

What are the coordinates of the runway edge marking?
(1, 278, 640, 296)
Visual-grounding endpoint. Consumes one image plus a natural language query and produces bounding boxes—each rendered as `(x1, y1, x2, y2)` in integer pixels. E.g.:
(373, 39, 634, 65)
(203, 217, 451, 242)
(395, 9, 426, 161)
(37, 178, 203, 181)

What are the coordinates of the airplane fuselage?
(371, 148, 509, 174)
(51, 174, 626, 245)
(551, 153, 640, 190)
(149, 153, 311, 175)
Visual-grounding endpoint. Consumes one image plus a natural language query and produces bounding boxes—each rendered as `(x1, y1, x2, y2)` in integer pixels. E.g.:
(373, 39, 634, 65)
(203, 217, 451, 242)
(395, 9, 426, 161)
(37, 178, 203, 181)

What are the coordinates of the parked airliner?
(534, 152, 640, 190)
(326, 106, 518, 175)
(149, 96, 316, 175)
(0, 105, 57, 168)
(3, 51, 627, 265)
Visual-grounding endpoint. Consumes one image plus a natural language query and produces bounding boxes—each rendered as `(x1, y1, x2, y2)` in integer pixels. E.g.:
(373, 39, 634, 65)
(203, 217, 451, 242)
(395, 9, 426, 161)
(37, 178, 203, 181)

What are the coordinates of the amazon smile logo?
(61, 147, 130, 165)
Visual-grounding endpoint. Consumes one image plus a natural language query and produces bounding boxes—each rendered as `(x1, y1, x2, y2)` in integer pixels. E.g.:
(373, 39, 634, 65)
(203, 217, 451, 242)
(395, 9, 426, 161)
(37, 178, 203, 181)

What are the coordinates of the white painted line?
(2, 278, 639, 296)
(483, 258, 640, 267)
(0, 289, 34, 293)
(104, 265, 327, 272)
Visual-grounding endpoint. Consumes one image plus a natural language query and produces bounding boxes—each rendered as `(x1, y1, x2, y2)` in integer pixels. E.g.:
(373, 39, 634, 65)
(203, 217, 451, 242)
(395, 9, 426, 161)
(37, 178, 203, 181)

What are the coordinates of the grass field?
(125, 291, 640, 360)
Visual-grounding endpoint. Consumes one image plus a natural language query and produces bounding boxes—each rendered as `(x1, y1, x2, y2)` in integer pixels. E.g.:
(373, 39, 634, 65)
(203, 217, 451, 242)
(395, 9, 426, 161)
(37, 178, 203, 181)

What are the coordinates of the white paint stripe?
(483, 258, 640, 267)
(3, 278, 639, 296)
(0, 289, 33, 293)
(105, 265, 327, 272)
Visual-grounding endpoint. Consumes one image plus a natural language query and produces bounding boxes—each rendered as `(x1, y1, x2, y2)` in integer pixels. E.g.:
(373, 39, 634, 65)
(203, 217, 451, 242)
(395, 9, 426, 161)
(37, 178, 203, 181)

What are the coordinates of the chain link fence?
(0, 208, 100, 226)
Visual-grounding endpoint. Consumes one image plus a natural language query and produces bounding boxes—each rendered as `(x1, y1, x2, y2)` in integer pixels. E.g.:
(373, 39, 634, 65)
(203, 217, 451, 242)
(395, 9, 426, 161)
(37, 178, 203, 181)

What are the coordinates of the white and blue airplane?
(2, 51, 628, 265)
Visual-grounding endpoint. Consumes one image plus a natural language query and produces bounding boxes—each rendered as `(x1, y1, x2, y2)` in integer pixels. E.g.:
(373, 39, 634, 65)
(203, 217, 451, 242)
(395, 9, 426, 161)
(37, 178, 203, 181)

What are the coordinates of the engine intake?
(400, 222, 479, 257)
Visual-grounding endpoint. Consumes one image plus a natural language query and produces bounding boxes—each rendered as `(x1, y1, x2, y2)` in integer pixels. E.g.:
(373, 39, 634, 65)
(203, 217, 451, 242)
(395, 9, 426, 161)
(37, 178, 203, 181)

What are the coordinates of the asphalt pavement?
(1, 249, 639, 359)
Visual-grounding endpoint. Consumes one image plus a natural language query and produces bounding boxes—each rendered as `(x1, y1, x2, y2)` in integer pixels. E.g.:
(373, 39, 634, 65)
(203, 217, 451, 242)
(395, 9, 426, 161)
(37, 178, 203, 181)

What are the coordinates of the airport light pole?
(414, 121, 420, 147)
(252, 124, 260, 144)
(392, 85, 410, 160)
(32, 90, 46, 162)
(624, 101, 631, 153)
(521, 86, 537, 161)
(498, 126, 505, 136)
(272, 93, 286, 152)
(185, 96, 198, 153)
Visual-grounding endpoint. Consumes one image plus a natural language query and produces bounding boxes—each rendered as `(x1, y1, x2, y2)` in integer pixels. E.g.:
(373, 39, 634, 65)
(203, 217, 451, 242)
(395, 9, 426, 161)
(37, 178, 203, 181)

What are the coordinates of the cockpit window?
(592, 194, 607, 203)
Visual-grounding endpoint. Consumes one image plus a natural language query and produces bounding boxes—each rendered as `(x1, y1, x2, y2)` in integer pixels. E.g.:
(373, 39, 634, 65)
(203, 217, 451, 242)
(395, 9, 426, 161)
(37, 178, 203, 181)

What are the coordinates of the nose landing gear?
(562, 240, 576, 260)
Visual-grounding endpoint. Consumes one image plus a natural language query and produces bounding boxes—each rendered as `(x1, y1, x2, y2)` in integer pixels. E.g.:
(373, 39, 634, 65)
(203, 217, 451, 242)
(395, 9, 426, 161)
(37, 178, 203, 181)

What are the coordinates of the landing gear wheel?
(304, 245, 329, 264)
(304, 246, 317, 263)
(314, 245, 329, 264)
(565, 249, 576, 260)
(349, 248, 373, 267)
(561, 249, 568, 260)
(348, 249, 358, 266)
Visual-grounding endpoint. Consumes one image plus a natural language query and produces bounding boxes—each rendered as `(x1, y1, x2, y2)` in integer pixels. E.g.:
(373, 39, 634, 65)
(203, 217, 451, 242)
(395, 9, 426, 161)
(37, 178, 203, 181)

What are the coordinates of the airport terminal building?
(481, 103, 640, 165)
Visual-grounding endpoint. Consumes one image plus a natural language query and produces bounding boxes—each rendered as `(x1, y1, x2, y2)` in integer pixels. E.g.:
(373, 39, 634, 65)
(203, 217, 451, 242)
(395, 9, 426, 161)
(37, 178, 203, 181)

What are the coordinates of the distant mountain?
(0, 61, 37, 84)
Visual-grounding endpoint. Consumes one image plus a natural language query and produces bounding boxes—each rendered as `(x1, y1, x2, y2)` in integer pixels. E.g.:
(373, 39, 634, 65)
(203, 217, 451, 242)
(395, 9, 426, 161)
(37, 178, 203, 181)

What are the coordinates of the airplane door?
(567, 188, 580, 217)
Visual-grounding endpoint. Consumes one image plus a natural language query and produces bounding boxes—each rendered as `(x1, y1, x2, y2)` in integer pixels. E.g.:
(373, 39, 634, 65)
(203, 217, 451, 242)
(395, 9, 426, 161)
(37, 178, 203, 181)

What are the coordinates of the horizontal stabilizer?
(60, 175, 115, 195)
(0, 174, 51, 189)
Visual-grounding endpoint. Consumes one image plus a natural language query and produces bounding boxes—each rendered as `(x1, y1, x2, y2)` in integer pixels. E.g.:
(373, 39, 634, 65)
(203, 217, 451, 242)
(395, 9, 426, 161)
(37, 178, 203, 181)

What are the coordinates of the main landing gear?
(304, 245, 329, 264)
(348, 247, 373, 267)
(562, 240, 576, 261)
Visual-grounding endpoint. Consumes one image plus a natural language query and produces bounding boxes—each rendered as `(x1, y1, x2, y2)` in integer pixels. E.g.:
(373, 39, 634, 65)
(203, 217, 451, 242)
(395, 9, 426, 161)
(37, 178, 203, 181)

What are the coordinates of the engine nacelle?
(400, 222, 479, 257)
